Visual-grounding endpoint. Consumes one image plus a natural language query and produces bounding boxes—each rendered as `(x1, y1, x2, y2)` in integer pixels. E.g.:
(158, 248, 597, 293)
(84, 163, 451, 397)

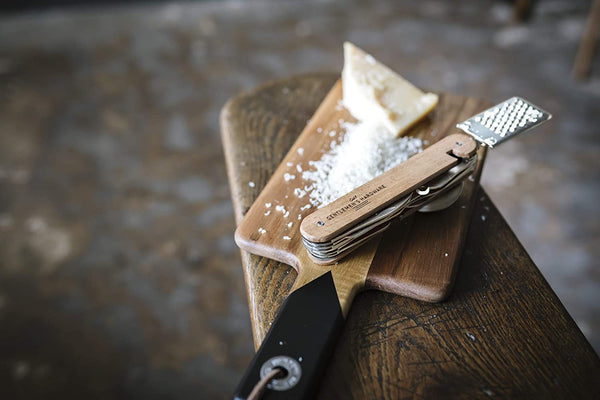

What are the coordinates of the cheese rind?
(342, 42, 439, 136)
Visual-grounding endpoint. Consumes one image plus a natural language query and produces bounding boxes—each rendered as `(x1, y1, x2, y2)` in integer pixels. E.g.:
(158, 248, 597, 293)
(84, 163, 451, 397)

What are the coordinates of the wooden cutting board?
(232, 80, 488, 314)
(228, 79, 489, 399)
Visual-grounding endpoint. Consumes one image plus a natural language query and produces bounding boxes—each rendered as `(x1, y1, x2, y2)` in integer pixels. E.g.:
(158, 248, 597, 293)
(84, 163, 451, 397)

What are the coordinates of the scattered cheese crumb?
(297, 147, 304, 156)
(294, 188, 307, 198)
(287, 222, 293, 228)
(265, 202, 272, 208)
(317, 127, 323, 133)
(286, 162, 294, 167)
(248, 181, 255, 188)
(258, 228, 266, 234)
(300, 204, 311, 211)
(275, 205, 286, 213)
(283, 211, 290, 218)
(296, 164, 303, 173)
(444, 253, 448, 257)
(284, 173, 296, 181)
(264, 210, 271, 216)
(298, 214, 302, 220)
(283, 236, 291, 240)
(329, 130, 336, 137)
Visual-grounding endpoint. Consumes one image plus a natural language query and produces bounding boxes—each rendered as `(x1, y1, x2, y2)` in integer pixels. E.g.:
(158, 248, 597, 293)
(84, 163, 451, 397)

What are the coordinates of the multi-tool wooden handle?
(300, 133, 477, 243)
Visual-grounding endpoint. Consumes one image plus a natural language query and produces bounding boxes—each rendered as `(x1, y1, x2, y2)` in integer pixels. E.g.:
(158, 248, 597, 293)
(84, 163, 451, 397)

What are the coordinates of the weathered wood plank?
(221, 73, 600, 398)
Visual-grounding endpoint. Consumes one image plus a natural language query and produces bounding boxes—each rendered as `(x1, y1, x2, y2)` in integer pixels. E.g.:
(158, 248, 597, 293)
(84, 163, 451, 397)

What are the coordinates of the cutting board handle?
(233, 271, 344, 400)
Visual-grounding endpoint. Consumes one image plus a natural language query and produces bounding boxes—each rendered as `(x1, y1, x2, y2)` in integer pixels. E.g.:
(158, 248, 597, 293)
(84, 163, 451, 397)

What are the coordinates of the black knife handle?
(233, 271, 345, 400)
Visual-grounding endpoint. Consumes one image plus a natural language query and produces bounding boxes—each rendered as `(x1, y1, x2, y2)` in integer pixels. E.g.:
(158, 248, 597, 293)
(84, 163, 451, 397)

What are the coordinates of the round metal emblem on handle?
(259, 356, 302, 391)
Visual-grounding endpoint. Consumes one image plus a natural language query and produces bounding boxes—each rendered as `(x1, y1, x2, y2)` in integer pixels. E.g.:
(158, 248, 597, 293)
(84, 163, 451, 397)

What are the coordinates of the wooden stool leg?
(513, 0, 534, 22)
(573, 0, 600, 81)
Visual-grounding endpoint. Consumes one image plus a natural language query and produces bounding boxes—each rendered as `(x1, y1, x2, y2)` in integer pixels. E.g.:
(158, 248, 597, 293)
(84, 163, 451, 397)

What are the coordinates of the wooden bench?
(221, 73, 600, 399)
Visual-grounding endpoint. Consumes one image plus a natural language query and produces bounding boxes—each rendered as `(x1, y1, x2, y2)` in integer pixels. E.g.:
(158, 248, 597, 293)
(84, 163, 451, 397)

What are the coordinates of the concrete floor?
(0, 0, 598, 398)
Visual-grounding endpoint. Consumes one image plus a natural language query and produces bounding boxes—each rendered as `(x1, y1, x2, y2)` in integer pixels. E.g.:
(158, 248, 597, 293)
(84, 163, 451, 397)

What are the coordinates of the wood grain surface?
(229, 79, 488, 316)
(221, 73, 600, 398)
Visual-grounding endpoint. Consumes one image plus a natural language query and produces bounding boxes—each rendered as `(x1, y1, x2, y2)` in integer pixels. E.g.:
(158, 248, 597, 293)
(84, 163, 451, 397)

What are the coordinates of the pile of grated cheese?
(302, 120, 422, 207)
(297, 42, 435, 208)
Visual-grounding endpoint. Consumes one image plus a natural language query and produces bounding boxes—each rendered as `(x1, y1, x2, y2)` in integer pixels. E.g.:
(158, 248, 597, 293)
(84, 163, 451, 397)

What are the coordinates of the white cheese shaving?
(283, 173, 296, 181)
(294, 188, 306, 198)
(258, 228, 266, 234)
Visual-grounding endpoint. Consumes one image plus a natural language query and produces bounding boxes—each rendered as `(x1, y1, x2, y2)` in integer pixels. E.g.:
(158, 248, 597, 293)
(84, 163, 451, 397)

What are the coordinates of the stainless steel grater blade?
(456, 97, 551, 148)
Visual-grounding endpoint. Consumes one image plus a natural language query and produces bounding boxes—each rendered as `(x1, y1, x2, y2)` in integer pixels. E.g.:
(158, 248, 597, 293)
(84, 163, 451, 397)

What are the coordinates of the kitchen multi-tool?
(301, 97, 551, 264)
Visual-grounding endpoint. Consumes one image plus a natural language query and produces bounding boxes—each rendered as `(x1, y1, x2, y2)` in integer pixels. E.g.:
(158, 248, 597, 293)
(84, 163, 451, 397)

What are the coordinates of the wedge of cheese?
(342, 42, 438, 137)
